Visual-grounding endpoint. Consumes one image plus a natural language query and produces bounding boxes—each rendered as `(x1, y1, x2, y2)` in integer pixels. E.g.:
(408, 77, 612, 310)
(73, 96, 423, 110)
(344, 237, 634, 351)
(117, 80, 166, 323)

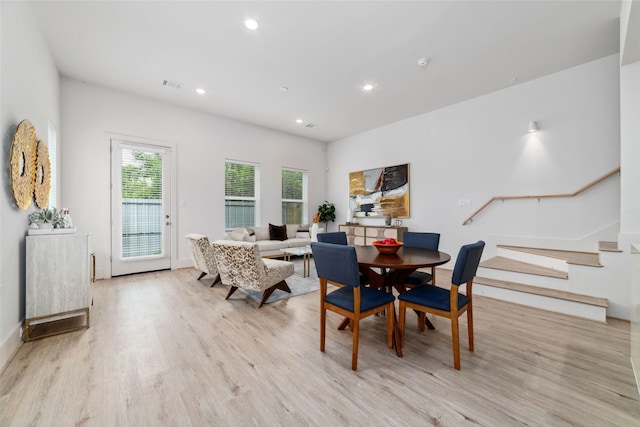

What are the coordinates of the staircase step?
(436, 268, 607, 308)
(479, 256, 568, 279)
(496, 245, 602, 267)
(599, 241, 623, 253)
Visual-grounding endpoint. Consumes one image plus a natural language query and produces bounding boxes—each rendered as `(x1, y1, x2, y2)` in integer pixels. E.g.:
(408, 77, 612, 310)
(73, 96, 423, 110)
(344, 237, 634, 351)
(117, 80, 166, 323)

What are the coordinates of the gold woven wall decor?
(10, 120, 37, 210)
(34, 140, 51, 208)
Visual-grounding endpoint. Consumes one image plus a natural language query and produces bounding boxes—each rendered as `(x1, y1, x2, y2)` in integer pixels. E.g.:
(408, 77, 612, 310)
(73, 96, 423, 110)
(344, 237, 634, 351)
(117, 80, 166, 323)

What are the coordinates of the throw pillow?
(227, 228, 249, 241)
(244, 227, 256, 242)
(285, 224, 298, 239)
(269, 223, 288, 241)
(253, 226, 269, 241)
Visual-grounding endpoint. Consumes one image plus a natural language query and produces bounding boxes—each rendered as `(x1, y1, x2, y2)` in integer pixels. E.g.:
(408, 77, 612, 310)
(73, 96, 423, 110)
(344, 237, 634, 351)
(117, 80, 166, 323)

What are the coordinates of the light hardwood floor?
(1, 267, 639, 426)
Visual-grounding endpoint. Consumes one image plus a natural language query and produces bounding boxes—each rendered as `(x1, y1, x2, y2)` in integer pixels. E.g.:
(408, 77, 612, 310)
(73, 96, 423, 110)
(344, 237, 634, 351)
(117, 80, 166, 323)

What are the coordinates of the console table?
(339, 224, 408, 246)
(25, 232, 92, 341)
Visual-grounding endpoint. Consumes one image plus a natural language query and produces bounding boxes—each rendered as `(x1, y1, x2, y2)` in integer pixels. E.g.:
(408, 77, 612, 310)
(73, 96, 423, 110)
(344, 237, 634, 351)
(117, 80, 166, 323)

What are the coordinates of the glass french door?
(111, 140, 171, 276)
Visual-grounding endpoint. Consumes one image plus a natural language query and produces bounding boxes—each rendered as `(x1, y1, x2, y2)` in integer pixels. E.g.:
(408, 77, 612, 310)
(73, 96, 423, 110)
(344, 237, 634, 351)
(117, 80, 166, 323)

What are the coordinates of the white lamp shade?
(528, 121, 539, 133)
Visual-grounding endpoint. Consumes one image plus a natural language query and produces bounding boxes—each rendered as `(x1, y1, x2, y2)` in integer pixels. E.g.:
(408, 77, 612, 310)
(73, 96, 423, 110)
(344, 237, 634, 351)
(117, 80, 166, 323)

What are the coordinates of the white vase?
(311, 223, 319, 242)
(38, 223, 53, 229)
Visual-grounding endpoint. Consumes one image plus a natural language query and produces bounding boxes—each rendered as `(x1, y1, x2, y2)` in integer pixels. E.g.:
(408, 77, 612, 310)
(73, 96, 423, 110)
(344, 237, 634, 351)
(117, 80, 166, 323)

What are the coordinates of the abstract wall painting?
(349, 163, 409, 218)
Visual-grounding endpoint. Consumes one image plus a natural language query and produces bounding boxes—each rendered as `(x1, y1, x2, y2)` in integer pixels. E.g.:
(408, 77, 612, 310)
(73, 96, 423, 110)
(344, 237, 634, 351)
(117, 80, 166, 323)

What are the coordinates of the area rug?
(240, 257, 319, 304)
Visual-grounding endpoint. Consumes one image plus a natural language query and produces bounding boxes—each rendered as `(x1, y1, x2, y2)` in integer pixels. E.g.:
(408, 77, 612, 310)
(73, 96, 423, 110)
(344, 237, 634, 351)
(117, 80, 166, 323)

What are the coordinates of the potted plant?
(29, 207, 62, 229)
(317, 201, 336, 231)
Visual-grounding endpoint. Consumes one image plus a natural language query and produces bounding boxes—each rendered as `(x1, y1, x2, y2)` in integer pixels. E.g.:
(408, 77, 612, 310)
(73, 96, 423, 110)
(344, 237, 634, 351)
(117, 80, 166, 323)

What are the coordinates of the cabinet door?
(26, 234, 90, 319)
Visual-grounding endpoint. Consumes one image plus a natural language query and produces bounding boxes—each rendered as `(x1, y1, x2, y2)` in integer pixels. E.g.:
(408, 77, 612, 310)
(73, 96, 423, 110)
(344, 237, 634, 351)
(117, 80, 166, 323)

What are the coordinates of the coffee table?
(281, 246, 312, 278)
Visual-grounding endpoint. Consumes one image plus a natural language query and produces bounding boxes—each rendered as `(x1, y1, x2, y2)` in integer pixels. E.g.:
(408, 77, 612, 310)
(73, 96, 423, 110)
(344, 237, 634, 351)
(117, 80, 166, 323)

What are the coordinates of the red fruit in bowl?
(375, 238, 398, 246)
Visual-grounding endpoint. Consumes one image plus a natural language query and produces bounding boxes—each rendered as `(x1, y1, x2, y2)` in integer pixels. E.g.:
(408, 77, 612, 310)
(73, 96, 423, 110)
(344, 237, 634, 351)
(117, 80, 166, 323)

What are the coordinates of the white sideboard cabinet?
(25, 232, 92, 341)
(339, 224, 408, 246)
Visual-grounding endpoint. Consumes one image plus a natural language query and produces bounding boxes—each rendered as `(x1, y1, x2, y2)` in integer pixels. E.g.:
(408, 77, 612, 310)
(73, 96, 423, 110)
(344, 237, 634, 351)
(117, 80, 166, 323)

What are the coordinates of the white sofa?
(224, 224, 322, 258)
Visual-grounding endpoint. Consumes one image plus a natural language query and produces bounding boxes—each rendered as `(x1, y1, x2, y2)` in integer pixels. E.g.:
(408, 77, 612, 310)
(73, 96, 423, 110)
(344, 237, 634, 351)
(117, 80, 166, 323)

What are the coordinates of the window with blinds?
(120, 148, 164, 258)
(282, 168, 307, 224)
(225, 161, 259, 230)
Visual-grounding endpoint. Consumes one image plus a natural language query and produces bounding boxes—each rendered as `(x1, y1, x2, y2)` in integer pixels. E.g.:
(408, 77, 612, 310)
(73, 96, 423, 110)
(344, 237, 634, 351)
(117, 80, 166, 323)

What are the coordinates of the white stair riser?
(474, 284, 607, 323)
(477, 266, 570, 290)
(496, 247, 568, 272)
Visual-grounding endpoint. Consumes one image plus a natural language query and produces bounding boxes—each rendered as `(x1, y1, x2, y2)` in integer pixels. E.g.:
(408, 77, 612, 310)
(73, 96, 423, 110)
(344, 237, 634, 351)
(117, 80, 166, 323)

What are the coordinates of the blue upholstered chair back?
(311, 242, 361, 287)
(402, 232, 440, 250)
(316, 232, 348, 245)
(451, 240, 485, 285)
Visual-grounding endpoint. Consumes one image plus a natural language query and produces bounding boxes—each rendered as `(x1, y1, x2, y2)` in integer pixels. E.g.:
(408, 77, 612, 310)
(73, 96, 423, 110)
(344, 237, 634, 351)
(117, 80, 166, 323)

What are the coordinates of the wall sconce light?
(527, 121, 539, 133)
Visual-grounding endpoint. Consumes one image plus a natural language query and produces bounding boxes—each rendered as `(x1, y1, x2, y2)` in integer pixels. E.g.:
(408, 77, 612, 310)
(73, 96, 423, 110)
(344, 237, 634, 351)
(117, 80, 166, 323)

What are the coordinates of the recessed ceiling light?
(296, 119, 303, 124)
(363, 84, 374, 92)
(244, 19, 259, 30)
(280, 86, 289, 92)
(196, 88, 206, 95)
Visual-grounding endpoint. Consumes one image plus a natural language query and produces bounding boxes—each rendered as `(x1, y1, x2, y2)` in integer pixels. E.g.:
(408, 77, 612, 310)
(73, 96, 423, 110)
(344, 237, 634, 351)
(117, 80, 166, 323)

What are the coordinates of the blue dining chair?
(402, 232, 442, 330)
(310, 242, 396, 370)
(316, 231, 348, 245)
(402, 232, 441, 286)
(316, 232, 369, 285)
(398, 240, 485, 370)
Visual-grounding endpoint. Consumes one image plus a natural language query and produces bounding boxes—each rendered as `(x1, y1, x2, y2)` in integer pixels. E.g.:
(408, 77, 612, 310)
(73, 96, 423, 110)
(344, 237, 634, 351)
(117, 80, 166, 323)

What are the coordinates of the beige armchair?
(184, 234, 221, 286)
(212, 240, 294, 308)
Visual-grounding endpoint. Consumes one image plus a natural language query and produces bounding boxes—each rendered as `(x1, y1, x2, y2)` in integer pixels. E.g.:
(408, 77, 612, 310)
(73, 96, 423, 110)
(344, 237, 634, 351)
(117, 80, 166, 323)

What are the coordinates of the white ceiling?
(32, 1, 621, 142)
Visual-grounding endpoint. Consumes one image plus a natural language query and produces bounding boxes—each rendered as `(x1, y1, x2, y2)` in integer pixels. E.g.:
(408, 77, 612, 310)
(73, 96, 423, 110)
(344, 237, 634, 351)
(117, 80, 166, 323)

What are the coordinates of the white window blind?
(120, 147, 164, 258)
(225, 161, 260, 230)
(282, 168, 307, 224)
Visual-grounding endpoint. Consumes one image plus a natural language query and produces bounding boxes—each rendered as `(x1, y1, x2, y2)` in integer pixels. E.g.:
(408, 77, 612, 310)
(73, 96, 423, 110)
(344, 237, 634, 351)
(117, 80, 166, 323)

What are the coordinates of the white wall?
(620, 60, 640, 237)
(328, 55, 625, 316)
(0, 1, 60, 370)
(61, 79, 327, 279)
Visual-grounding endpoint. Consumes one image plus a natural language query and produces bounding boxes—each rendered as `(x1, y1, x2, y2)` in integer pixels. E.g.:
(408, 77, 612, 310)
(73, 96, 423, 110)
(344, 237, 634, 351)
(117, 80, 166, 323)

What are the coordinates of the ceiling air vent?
(162, 79, 182, 89)
(305, 123, 317, 128)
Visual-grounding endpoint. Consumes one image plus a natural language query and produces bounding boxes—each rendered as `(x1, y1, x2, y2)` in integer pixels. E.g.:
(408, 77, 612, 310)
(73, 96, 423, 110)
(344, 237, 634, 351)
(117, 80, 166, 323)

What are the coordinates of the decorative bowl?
(372, 241, 403, 254)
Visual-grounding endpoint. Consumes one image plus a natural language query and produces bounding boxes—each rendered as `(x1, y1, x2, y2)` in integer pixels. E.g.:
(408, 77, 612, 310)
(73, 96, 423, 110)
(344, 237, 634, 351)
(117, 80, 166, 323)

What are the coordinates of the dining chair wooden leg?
(320, 278, 327, 352)
(320, 306, 326, 352)
(387, 302, 395, 349)
(352, 319, 360, 370)
(398, 301, 407, 351)
(451, 315, 461, 370)
(467, 304, 474, 352)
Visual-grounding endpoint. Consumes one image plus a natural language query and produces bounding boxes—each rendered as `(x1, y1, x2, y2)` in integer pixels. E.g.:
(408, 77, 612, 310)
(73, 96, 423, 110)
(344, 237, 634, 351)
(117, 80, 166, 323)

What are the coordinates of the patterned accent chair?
(212, 240, 294, 308)
(184, 234, 221, 286)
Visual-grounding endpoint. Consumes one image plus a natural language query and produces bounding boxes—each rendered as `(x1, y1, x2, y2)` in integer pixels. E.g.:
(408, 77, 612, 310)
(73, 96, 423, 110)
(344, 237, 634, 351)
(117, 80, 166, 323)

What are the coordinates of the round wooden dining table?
(355, 245, 451, 293)
(338, 245, 451, 357)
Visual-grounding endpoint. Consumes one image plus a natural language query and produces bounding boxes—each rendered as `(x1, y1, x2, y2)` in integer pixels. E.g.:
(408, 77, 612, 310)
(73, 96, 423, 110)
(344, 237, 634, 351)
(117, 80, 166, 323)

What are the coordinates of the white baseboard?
(173, 258, 193, 269)
(0, 322, 22, 374)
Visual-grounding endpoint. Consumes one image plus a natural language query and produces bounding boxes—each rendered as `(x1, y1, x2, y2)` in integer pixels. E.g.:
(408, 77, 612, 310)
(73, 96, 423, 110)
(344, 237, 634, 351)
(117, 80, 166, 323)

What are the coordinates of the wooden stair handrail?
(462, 167, 620, 225)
